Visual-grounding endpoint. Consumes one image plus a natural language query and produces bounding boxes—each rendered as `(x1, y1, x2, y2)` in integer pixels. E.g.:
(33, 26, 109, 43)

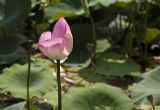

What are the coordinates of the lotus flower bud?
(38, 17, 73, 61)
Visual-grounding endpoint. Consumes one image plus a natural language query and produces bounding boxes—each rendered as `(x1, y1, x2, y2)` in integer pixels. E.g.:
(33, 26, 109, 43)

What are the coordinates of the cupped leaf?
(0, 0, 30, 31)
(0, 63, 56, 99)
(0, 35, 26, 65)
(95, 50, 140, 76)
(131, 66, 160, 105)
(62, 83, 133, 110)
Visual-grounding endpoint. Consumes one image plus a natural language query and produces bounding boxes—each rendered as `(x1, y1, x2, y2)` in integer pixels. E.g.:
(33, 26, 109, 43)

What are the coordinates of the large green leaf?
(65, 59, 91, 72)
(65, 39, 110, 72)
(131, 66, 160, 105)
(45, 3, 84, 22)
(0, 0, 30, 31)
(62, 83, 133, 110)
(32, 57, 55, 71)
(0, 63, 56, 99)
(143, 28, 160, 44)
(43, 90, 58, 107)
(0, 35, 26, 65)
(95, 50, 140, 76)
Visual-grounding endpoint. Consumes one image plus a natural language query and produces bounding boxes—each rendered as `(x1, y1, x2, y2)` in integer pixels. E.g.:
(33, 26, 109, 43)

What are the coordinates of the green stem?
(27, 46, 31, 110)
(152, 104, 155, 110)
(56, 60, 62, 110)
(81, 0, 96, 71)
(89, 16, 96, 48)
(89, 15, 96, 70)
(144, 2, 149, 57)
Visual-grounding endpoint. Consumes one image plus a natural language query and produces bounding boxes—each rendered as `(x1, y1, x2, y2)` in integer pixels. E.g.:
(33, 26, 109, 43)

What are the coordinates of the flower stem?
(21, 40, 32, 110)
(27, 44, 31, 110)
(89, 15, 96, 72)
(152, 104, 155, 110)
(56, 60, 62, 110)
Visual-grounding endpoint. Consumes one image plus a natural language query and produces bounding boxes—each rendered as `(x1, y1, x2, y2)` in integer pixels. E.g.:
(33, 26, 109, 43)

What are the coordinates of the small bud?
(87, 43, 94, 52)
(21, 40, 33, 51)
(147, 95, 154, 105)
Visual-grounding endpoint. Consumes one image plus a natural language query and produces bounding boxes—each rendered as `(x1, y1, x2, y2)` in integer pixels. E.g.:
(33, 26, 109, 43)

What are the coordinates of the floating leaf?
(95, 50, 140, 76)
(62, 83, 133, 110)
(0, 63, 56, 99)
(131, 66, 160, 105)
(65, 58, 91, 72)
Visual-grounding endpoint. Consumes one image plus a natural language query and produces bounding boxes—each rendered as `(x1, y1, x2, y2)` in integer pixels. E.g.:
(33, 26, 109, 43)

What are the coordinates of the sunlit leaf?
(143, 28, 160, 44)
(96, 39, 111, 53)
(62, 83, 133, 110)
(131, 66, 160, 105)
(96, 50, 140, 76)
(0, 63, 56, 99)
(65, 59, 91, 72)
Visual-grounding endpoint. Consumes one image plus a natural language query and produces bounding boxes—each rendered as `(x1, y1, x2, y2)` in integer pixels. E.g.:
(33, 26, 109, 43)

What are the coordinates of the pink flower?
(38, 17, 73, 60)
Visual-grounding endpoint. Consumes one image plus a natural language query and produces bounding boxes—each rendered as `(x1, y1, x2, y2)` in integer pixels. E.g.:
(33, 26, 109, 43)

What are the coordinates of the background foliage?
(0, 0, 160, 110)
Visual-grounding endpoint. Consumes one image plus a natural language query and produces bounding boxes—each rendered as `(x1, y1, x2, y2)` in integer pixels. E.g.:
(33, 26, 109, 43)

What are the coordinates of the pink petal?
(62, 31, 73, 55)
(38, 31, 51, 43)
(52, 17, 71, 38)
(38, 17, 73, 61)
(48, 44, 68, 60)
(40, 37, 63, 47)
(38, 32, 51, 56)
